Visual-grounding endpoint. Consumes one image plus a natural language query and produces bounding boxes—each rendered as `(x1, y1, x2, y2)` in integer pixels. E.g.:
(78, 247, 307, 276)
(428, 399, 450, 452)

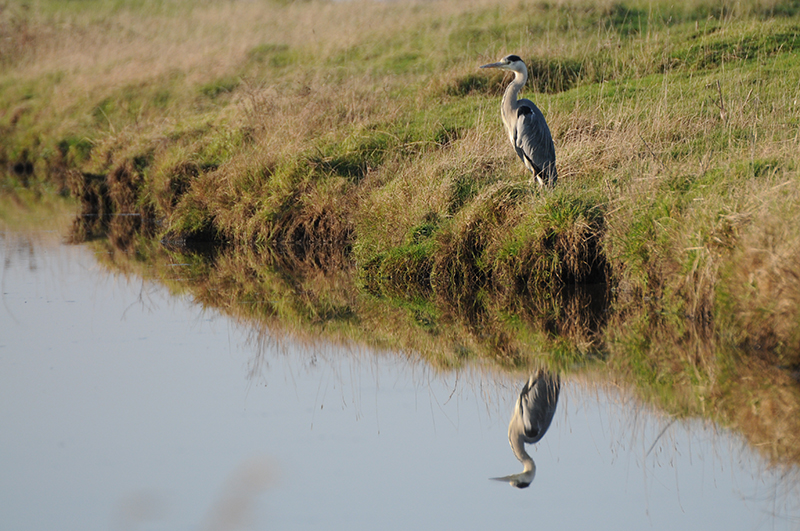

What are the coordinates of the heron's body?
(480, 55, 557, 187)
(491, 370, 561, 488)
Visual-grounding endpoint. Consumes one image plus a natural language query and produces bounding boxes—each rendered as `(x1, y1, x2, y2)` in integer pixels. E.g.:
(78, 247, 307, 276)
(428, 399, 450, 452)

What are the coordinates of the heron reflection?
(491, 370, 561, 488)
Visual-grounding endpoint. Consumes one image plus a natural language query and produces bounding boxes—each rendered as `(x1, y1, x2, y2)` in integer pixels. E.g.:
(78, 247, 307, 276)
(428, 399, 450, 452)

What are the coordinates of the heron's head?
(510, 479, 532, 489)
(489, 469, 536, 489)
(479, 54, 527, 74)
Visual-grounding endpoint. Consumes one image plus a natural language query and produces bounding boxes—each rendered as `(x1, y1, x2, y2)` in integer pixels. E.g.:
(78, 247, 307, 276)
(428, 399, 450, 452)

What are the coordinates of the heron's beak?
(479, 62, 504, 69)
(490, 473, 523, 482)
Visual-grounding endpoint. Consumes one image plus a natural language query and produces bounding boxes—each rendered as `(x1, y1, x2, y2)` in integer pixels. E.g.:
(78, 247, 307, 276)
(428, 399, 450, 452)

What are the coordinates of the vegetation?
(2, 0, 800, 465)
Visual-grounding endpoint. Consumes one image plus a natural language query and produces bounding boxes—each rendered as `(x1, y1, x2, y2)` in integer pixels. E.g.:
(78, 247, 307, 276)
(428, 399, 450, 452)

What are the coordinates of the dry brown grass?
(718, 181, 800, 364)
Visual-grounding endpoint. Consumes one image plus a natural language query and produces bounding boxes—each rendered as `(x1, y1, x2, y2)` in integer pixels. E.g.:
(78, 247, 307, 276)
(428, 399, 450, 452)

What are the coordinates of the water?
(2, 230, 800, 531)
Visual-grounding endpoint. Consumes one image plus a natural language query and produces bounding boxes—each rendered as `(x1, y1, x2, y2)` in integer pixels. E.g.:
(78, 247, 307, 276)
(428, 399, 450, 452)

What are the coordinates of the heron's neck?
(502, 70, 527, 106)
(501, 69, 527, 137)
(522, 458, 535, 473)
(514, 444, 535, 475)
(510, 432, 535, 472)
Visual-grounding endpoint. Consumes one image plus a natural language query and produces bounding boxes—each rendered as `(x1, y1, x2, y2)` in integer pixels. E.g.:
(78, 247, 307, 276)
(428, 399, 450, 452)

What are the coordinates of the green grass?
(3, 0, 800, 466)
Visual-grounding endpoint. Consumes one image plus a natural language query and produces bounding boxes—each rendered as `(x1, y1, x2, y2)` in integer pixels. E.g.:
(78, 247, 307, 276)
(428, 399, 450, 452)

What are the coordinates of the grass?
(3, 0, 800, 466)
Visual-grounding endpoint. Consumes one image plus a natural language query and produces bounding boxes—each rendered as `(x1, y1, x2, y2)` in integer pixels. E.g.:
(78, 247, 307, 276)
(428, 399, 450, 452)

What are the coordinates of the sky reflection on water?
(2, 231, 800, 531)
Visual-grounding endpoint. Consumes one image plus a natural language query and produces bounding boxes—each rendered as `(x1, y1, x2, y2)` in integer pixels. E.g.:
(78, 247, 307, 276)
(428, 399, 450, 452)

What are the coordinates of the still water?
(2, 230, 800, 531)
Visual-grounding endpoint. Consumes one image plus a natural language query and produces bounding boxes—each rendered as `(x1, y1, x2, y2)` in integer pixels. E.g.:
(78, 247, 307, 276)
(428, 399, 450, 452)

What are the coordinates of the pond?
(2, 229, 799, 531)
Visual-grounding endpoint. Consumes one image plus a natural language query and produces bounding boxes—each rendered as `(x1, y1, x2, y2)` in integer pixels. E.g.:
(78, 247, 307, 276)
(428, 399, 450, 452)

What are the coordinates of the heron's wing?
(519, 372, 561, 443)
(513, 103, 557, 186)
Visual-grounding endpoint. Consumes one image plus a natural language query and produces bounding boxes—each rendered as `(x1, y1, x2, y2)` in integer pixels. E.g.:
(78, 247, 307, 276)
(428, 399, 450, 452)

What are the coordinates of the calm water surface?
(2, 230, 800, 531)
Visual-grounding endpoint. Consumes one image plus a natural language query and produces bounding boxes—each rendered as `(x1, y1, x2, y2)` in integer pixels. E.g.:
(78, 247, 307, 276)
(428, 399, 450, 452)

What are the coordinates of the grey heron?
(480, 55, 557, 187)
(491, 370, 561, 488)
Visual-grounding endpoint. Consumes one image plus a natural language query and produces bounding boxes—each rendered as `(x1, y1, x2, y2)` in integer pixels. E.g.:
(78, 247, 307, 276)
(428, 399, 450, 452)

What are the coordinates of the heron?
(491, 370, 561, 488)
(480, 54, 557, 187)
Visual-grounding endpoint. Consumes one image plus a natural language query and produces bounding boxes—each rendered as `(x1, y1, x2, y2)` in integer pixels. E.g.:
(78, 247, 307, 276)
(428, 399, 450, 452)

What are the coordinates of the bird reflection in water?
(491, 370, 561, 489)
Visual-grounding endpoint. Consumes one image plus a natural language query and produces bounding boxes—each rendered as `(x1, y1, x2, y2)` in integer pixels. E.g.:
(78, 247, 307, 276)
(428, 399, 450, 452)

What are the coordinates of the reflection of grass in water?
(86, 232, 800, 469)
(570, 375, 800, 523)
(605, 301, 800, 468)
(0, 187, 75, 234)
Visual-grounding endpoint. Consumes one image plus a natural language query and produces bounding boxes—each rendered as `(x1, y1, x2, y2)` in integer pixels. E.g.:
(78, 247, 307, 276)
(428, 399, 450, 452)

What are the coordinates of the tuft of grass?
(491, 192, 607, 290)
(198, 76, 241, 101)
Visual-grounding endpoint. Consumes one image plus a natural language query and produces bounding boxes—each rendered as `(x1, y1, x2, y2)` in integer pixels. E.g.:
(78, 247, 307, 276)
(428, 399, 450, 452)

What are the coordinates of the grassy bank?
(3, 0, 800, 464)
